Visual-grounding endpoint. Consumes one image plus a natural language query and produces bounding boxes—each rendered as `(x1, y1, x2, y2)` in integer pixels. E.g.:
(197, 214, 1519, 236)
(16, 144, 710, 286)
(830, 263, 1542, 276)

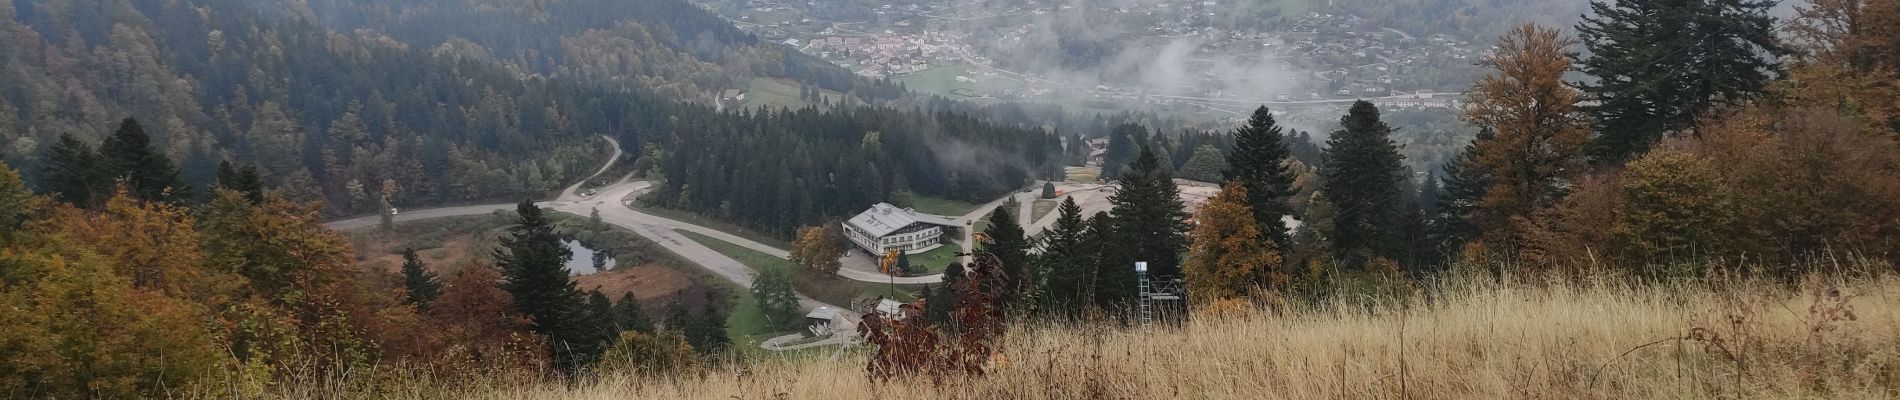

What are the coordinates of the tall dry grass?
(477, 269, 1899, 399)
(231, 267, 1899, 399)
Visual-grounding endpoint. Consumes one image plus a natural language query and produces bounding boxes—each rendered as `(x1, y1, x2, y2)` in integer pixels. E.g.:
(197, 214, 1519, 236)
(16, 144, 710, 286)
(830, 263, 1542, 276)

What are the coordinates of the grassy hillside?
(238, 267, 1900, 399)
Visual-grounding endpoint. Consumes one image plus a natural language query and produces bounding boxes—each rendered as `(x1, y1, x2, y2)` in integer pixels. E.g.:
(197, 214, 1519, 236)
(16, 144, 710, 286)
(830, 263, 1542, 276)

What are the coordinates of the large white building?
(843, 203, 961, 255)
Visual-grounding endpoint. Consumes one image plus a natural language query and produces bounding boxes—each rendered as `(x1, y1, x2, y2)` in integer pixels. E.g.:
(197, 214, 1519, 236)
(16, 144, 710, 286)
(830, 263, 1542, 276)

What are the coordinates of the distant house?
(720, 89, 747, 103)
(805, 307, 840, 333)
(843, 203, 960, 255)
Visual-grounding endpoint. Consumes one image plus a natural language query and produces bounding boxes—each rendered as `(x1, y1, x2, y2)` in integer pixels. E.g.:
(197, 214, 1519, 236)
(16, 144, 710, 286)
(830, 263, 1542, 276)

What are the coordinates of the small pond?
(563, 239, 616, 275)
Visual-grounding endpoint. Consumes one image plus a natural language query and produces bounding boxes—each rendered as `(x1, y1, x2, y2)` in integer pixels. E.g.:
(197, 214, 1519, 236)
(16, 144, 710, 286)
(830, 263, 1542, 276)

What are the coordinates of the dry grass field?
(229, 266, 1899, 399)
(477, 269, 1897, 399)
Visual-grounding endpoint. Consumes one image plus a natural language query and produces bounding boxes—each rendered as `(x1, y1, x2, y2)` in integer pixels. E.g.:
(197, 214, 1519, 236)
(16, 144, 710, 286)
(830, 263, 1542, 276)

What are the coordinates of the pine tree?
(1419, 172, 1441, 216)
(1433, 128, 1498, 254)
(584, 290, 618, 355)
(1109, 147, 1189, 290)
(984, 203, 1031, 305)
(494, 201, 589, 369)
(1577, 0, 1785, 163)
(400, 248, 442, 307)
(686, 292, 730, 353)
(214, 160, 266, 204)
(751, 264, 801, 329)
(1319, 101, 1408, 267)
(1083, 211, 1124, 309)
(44, 134, 104, 207)
(1101, 124, 1148, 179)
(1223, 106, 1299, 249)
(1035, 197, 1093, 315)
(98, 118, 190, 203)
(611, 292, 654, 334)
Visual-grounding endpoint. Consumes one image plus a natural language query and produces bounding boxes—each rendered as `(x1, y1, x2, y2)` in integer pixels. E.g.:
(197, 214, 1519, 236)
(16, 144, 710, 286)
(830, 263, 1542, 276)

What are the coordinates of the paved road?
(556, 136, 623, 201)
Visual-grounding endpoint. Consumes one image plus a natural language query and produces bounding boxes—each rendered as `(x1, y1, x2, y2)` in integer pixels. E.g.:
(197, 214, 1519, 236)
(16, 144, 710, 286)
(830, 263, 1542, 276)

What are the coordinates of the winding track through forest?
(324, 137, 1107, 349)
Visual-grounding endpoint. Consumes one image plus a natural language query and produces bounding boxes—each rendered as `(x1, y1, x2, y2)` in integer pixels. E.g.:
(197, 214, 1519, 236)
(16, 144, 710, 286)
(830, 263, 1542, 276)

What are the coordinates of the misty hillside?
(0, 0, 1056, 218)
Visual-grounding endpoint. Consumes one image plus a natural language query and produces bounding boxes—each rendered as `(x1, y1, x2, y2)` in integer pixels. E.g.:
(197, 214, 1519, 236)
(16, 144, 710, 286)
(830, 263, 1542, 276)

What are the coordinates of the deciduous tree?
(790, 224, 846, 275)
(1463, 24, 1592, 248)
(1185, 182, 1284, 306)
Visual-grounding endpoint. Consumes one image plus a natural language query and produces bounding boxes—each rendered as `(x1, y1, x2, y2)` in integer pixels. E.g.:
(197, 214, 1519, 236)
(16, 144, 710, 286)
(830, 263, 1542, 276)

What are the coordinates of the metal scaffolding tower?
(1136, 262, 1182, 330)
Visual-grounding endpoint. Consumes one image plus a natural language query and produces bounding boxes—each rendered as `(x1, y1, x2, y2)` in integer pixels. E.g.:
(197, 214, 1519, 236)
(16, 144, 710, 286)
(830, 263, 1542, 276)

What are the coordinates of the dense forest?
(645, 105, 1063, 238)
(0, 0, 1052, 221)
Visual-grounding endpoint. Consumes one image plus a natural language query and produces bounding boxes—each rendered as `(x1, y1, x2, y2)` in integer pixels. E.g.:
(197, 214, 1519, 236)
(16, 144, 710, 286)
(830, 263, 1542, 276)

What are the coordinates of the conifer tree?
(1083, 212, 1124, 309)
(1319, 101, 1408, 267)
(214, 160, 266, 204)
(579, 290, 619, 363)
(1108, 147, 1189, 294)
(494, 201, 589, 369)
(400, 248, 442, 307)
(1101, 124, 1149, 179)
(99, 118, 190, 203)
(1223, 106, 1299, 249)
(44, 134, 104, 207)
(751, 264, 801, 329)
(1035, 197, 1093, 315)
(984, 203, 1031, 305)
(1577, 0, 1785, 162)
(612, 292, 654, 334)
(685, 292, 730, 353)
(1434, 128, 1497, 254)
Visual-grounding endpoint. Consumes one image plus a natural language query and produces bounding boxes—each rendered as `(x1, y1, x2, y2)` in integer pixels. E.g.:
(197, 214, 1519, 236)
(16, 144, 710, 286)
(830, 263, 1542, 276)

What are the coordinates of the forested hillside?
(0, 0, 1055, 220)
(277, 0, 904, 100)
(646, 107, 1063, 237)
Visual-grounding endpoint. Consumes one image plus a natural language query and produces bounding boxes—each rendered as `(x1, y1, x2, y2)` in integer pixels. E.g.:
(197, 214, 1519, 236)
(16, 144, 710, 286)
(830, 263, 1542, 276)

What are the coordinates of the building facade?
(843, 203, 960, 255)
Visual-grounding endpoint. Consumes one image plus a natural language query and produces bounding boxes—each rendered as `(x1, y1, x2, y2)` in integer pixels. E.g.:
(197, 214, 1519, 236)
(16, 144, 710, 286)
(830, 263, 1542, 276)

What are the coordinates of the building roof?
(846, 203, 960, 238)
(806, 307, 839, 320)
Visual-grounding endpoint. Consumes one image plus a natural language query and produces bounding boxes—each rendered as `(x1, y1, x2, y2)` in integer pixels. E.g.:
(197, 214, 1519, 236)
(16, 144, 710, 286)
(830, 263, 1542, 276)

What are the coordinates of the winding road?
(322, 138, 1121, 349)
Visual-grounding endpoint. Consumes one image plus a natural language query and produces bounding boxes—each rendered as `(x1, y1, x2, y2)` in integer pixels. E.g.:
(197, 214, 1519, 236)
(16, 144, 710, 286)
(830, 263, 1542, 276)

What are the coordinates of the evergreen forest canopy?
(0, 0, 1059, 220)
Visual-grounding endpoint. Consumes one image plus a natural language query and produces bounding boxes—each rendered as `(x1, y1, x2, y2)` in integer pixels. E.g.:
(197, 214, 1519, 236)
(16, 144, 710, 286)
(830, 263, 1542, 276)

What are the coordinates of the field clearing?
(907, 244, 960, 274)
(1031, 199, 1058, 222)
(905, 192, 982, 217)
(740, 77, 810, 110)
(346, 214, 514, 276)
(495, 270, 1900, 399)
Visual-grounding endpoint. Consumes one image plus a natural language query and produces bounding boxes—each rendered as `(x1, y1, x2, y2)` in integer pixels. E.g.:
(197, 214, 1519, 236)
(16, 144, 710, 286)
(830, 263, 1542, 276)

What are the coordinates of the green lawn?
(676, 230, 921, 307)
(909, 244, 961, 274)
(906, 192, 982, 217)
(1031, 199, 1058, 223)
(741, 77, 810, 110)
(725, 290, 779, 346)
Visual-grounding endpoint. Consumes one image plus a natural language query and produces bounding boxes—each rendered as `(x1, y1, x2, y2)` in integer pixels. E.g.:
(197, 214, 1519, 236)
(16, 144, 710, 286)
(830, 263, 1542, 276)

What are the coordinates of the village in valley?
(702, 0, 1480, 126)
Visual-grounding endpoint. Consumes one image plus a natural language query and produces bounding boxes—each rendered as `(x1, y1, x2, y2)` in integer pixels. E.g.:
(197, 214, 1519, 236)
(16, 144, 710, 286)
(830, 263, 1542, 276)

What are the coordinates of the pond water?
(563, 239, 616, 275)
